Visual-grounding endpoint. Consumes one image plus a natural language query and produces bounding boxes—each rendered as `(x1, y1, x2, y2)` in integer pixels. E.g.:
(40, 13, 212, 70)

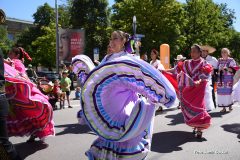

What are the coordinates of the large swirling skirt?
(82, 56, 176, 160)
(71, 55, 95, 124)
(4, 64, 55, 139)
(232, 80, 240, 102)
(178, 72, 211, 130)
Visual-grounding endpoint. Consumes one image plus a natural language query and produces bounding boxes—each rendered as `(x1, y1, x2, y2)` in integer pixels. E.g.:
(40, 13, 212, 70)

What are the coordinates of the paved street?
(10, 92, 240, 160)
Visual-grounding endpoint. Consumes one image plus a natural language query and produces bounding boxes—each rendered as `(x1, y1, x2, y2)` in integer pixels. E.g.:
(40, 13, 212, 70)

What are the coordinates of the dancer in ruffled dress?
(0, 48, 22, 160)
(81, 30, 176, 160)
(177, 44, 212, 138)
(71, 54, 95, 124)
(4, 47, 55, 142)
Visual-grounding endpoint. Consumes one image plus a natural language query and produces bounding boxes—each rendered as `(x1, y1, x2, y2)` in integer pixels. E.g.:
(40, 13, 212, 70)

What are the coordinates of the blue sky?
(0, 0, 239, 31)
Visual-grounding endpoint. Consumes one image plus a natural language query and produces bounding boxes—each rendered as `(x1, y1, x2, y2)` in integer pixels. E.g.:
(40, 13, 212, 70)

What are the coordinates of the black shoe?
(192, 129, 196, 134)
(156, 106, 163, 112)
(26, 135, 36, 143)
(68, 106, 73, 108)
(229, 106, 233, 112)
(196, 131, 203, 139)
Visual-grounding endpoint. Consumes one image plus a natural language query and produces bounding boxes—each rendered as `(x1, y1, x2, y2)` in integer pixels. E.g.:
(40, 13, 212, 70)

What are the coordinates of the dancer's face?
(191, 47, 201, 60)
(150, 51, 157, 60)
(221, 49, 229, 60)
(201, 50, 208, 58)
(108, 32, 125, 54)
(8, 51, 17, 59)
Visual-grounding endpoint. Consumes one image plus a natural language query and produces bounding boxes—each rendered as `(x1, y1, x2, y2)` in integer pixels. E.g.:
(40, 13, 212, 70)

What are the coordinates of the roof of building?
(6, 17, 33, 25)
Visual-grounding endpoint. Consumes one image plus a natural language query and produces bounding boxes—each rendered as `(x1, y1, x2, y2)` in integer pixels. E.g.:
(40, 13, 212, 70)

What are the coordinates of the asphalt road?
(10, 93, 240, 160)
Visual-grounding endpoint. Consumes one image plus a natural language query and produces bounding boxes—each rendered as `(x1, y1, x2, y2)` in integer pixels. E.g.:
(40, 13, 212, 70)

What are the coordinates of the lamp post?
(133, 16, 137, 36)
(133, 16, 140, 56)
(55, 0, 59, 73)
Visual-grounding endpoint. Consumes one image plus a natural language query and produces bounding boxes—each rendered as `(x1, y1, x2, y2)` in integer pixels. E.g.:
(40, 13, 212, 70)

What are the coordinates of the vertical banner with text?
(59, 29, 85, 64)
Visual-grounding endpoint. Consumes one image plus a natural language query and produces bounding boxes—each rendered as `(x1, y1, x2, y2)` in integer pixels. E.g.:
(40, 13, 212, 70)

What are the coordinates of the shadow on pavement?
(55, 123, 91, 136)
(209, 111, 228, 118)
(221, 123, 240, 142)
(155, 111, 168, 116)
(165, 112, 184, 125)
(155, 108, 175, 116)
(15, 141, 48, 159)
(151, 131, 207, 153)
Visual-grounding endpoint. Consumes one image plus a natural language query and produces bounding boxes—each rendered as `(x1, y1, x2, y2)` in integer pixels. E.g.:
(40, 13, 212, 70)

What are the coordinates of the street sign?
(135, 34, 145, 38)
(135, 37, 141, 41)
(93, 48, 99, 61)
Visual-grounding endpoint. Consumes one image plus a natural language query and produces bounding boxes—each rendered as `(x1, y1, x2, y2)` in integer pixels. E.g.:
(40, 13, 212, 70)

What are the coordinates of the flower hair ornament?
(124, 33, 136, 54)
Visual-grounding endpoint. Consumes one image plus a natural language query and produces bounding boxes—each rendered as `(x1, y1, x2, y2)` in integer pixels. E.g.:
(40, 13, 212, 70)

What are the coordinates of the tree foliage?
(17, 3, 57, 68)
(182, 0, 235, 57)
(112, 0, 187, 61)
(228, 30, 240, 63)
(58, 4, 71, 28)
(69, 0, 110, 59)
(111, 0, 238, 62)
(0, 25, 13, 56)
(33, 3, 55, 27)
(32, 23, 56, 68)
(15, 0, 239, 68)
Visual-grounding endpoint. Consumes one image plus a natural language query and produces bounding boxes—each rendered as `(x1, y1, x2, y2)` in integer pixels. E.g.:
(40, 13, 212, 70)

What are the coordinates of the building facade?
(5, 17, 34, 41)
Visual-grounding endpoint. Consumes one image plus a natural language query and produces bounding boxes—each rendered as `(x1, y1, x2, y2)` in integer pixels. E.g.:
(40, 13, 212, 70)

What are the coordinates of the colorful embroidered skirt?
(178, 72, 211, 130)
(4, 63, 55, 139)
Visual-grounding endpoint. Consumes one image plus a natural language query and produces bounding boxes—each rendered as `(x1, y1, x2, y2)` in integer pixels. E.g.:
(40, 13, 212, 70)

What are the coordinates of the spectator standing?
(26, 64, 38, 82)
(68, 65, 75, 90)
(60, 71, 72, 108)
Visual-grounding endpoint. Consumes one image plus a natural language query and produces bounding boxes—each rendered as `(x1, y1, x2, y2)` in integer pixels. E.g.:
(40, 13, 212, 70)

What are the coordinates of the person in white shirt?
(201, 45, 218, 109)
(150, 49, 165, 70)
(150, 49, 165, 112)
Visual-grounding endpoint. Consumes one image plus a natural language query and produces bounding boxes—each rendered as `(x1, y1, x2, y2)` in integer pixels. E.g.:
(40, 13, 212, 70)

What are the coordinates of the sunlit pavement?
(10, 92, 240, 160)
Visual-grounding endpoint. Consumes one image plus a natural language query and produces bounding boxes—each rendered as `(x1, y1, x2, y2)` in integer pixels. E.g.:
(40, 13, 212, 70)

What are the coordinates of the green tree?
(33, 3, 55, 27)
(0, 25, 13, 55)
(69, 0, 110, 59)
(17, 27, 41, 63)
(58, 4, 71, 28)
(17, 2, 71, 68)
(32, 23, 56, 68)
(111, 0, 237, 63)
(111, 0, 186, 61)
(227, 30, 240, 63)
(182, 0, 236, 57)
(17, 3, 55, 67)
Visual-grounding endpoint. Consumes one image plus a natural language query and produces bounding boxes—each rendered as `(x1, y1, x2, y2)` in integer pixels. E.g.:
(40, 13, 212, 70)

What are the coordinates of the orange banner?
(160, 44, 170, 69)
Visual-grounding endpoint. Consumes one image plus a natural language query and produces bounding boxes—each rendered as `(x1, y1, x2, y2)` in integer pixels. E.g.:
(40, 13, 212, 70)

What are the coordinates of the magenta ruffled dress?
(4, 60, 55, 139)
